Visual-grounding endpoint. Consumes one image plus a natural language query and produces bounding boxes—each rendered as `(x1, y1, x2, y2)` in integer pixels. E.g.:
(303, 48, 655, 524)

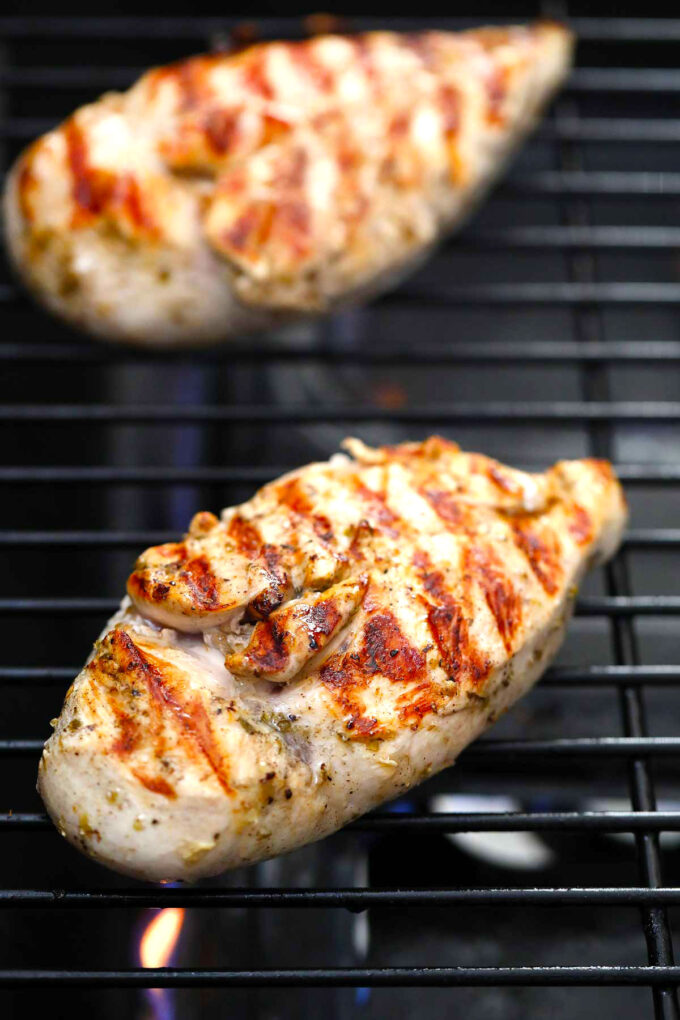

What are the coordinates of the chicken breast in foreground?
(39, 437, 626, 881)
(6, 23, 573, 347)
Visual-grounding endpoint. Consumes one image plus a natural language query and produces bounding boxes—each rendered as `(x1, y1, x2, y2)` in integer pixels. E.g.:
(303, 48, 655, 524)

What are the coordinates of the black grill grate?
(1, 8, 679, 1019)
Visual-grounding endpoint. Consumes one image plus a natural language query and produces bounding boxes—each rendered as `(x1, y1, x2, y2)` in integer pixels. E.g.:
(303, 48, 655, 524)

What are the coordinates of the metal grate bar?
(0, 15, 679, 42)
(5, 810, 680, 833)
(0, 965, 679, 988)
(504, 171, 680, 197)
(2, 400, 680, 424)
(458, 226, 680, 249)
(2, 887, 680, 909)
(0, 527, 672, 548)
(6, 282, 680, 306)
(3, 339, 680, 366)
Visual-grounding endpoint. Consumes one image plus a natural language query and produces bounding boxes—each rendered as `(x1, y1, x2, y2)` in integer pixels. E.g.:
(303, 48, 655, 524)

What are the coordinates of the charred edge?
(299, 597, 343, 650)
(127, 544, 186, 604)
(241, 619, 289, 675)
(248, 544, 291, 619)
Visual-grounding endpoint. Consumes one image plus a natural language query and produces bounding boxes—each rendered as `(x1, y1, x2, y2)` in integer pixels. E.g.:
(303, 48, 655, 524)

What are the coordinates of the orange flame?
(140, 908, 185, 969)
(139, 907, 186, 1020)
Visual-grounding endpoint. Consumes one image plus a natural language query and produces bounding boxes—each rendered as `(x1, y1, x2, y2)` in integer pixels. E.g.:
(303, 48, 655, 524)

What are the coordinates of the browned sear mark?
(511, 518, 562, 595)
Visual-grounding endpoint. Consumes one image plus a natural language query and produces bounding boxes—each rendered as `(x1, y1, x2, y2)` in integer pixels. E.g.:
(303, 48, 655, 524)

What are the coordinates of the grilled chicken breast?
(39, 437, 626, 881)
(6, 23, 573, 347)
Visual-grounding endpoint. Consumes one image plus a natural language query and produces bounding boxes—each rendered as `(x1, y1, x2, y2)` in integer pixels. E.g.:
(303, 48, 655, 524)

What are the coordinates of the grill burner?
(1, 7, 679, 1020)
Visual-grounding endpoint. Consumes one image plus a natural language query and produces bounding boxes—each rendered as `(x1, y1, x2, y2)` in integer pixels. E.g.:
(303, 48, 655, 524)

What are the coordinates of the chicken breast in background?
(39, 436, 626, 882)
(5, 22, 573, 347)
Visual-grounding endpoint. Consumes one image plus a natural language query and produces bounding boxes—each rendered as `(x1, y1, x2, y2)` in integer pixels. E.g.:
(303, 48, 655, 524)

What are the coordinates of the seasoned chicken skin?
(39, 437, 626, 881)
(6, 23, 573, 347)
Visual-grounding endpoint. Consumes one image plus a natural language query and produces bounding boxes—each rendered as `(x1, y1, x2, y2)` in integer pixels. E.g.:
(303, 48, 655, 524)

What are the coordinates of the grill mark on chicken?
(131, 770, 177, 799)
(465, 545, 522, 653)
(300, 598, 344, 650)
(421, 488, 472, 531)
(238, 618, 288, 674)
(17, 160, 37, 223)
(222, 204, 275, 257)
(511, 517, 562, 595)
(274, 199, 313, 259)
(110, 630, 233, 795)
(486, 462, 522, 495)
(439, 83, 461, 135)
(275, 477, 335, 542)
(290, 45, 335, 92)
(204, 108, 241, 155)
(127, 542, 183, 603)
(425, 600, 488, 688)
(360, 611, 426, 683)
(240, 598, 342, 677)
(150, 57, 215, 111)
(65, 120, 110, 219)
(109, 707, 140, 756)
(568, 504, 593, 546)
(586, 459, 615, 484)
(241, 52, 274, 100)
(486, 65, 509, 126)
(248, 544, 291, 619)
(65, 120, 157, 236)
(353, 481, 401, 537)
(414, 551, 489, 687)
(180, 555, 221, 610)
(227, 514, 263, 558)
(321, 606, 427, 737)
(228, 577, 366, 682)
